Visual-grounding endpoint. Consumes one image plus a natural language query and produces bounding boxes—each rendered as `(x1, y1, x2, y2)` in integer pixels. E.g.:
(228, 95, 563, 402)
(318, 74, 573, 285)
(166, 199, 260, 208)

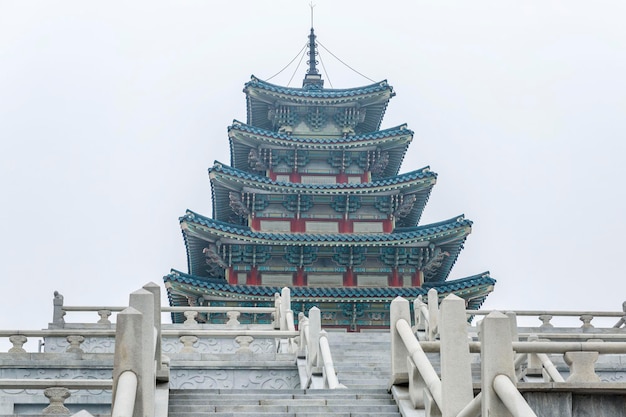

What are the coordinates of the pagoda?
(164, 27, 496, 330)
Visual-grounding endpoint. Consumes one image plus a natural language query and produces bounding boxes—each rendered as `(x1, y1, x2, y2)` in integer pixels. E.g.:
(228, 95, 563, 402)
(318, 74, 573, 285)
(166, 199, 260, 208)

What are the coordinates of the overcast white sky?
(1, 1, 626, 333)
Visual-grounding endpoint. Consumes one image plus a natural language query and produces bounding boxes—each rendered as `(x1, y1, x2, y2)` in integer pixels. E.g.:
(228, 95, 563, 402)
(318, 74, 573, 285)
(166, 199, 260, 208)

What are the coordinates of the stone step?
(168, 413, 400, 417)
(169, 404, 399, 413)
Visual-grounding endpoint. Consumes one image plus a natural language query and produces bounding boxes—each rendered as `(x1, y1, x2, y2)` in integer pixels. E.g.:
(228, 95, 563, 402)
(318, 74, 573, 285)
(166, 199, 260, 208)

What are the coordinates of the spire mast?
(303, 2, 324, 89)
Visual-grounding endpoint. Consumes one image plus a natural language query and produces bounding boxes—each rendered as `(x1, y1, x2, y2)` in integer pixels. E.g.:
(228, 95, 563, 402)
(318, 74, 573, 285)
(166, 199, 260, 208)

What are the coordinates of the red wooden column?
(344, 268, 355, 286)
(227, 267, 236, 285)
(412, 269, 423, 286)
(294, 267, 306, 286)
(248, 266, 260, 285)
(389, 268, 402, 287)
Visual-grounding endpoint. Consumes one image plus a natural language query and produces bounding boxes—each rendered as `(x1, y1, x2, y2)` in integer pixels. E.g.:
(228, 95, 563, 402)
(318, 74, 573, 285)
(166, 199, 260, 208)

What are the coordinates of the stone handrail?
(111, 371, 137, 417)
(492, 374, 538, 417)
(296, 307, 343, 389)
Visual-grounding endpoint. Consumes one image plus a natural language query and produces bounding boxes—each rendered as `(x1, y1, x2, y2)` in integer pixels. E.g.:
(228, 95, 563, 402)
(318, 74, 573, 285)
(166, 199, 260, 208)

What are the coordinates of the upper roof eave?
(244, 76, 395, 102)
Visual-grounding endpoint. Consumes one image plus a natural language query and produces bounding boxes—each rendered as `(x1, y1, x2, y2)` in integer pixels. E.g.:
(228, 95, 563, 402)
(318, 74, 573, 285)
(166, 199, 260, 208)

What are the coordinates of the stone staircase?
(166, 331, 400, 416)
(326, 331, 391, 389)
(168, 388, 399, 416)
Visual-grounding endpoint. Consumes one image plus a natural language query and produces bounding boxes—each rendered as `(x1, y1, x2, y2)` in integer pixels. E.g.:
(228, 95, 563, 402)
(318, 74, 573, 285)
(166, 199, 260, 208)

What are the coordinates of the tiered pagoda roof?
(165, 26, 495, 329)
(209, 161, 435, 226)
(228, 121, 413, 177)
(244, 77, 394, 133)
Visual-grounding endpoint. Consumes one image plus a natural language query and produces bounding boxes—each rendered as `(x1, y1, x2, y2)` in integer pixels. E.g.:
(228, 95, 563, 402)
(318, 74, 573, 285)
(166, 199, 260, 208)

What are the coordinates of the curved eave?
(209, 162, 435, 224)
(180, 211, 471, 279)
(228, 121, 412, 177)
(244, 76, 395, 133)
(164, 269, 495, 305)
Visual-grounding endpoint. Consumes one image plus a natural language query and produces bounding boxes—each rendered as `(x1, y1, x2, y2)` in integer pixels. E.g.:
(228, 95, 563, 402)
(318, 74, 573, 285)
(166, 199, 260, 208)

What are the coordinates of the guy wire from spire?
(287, 44, 308, 87)
(317, 40, 376, 83)
(317, 48, 333, 88)
(265, 42, 308, 82)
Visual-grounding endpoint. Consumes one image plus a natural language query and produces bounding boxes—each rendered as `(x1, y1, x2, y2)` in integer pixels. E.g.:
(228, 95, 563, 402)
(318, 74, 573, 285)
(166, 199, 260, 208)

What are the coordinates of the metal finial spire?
(303, 2, 324, 89)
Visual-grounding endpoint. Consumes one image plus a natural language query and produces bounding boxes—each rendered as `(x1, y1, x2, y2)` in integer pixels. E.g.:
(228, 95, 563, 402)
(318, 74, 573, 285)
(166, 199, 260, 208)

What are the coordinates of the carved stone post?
(129, 288, 156, 417)
(183, 310, 198, 325)
(66, 335, 85, 353)
(226, 311, 241, 326)
(8, 335, 27, 353)
(481, 311, 515, 417)
(51, 291, 65, 328)
(179, 336, 198, 353)
(281, 287, 291, 331)
(97, 310, 112, 324)
(143, 282, 163, 378)
(538, 314, 553, 329)
(439, 294, 473, 417)
(564, 351, 601, 382)
(389, 296, 410, 386)
(235, 336, 254, 354)
(579, 314, 594, 329)
(427, 288, 439, 341)
(42, 387, 70, 414)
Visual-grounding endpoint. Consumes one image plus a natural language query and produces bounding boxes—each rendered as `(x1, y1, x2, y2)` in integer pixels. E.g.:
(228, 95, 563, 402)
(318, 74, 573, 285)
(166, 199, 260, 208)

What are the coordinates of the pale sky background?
(1, 1, 626, 335)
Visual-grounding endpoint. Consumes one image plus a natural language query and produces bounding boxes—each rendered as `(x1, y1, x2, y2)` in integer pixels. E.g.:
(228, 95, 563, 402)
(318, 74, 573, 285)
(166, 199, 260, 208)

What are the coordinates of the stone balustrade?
(390, 292, 626, 417)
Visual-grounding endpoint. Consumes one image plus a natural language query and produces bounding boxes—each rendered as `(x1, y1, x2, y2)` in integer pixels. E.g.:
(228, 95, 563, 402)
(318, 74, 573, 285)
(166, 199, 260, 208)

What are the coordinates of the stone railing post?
(51, 291, 65, 328)
(579, 314, 594, 329)
(8, 335, 27, 353)
(128, 288, 156, 417)
(42, 387, 70, 414)
(538, 314, 553, 329)
(307, 307, 321, 372)
(97, 309, 112, 324)
(564, 351, 601, 382)
(439, 294, 473, 417)
(143, 282, 162, 376)
(179, 336, 198, 353)
(481, 311, 516, 417)
(413, 296, 425, 332)
(280, 287, 291, 331)
(297, 313, 309, 358)
(183, 310, 198, 325)
(427, 288, 439, 341)
(272, 293, 281, 329)
(389, 296, 411, 386)
(66, 335, 85, 353)
(112, 307, 143, 417)
(226, 311, 241, 326)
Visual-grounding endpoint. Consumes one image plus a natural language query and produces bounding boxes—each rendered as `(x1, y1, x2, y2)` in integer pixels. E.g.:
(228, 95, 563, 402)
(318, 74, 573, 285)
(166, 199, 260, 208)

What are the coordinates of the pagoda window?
(275, 174, 290, 182)
(307, 274, 343, 287)
(347, 176, 362, 184)
(260, 273, 293, 287)
(353, 222, 384, 233)
(259, 220, 291, 232)
(305, 221, 339, 233)
(402, 275, 413, 288)
(357, 275, 388, 287)
(236, 273, 247, 285)
(301, 175, 336, 185)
